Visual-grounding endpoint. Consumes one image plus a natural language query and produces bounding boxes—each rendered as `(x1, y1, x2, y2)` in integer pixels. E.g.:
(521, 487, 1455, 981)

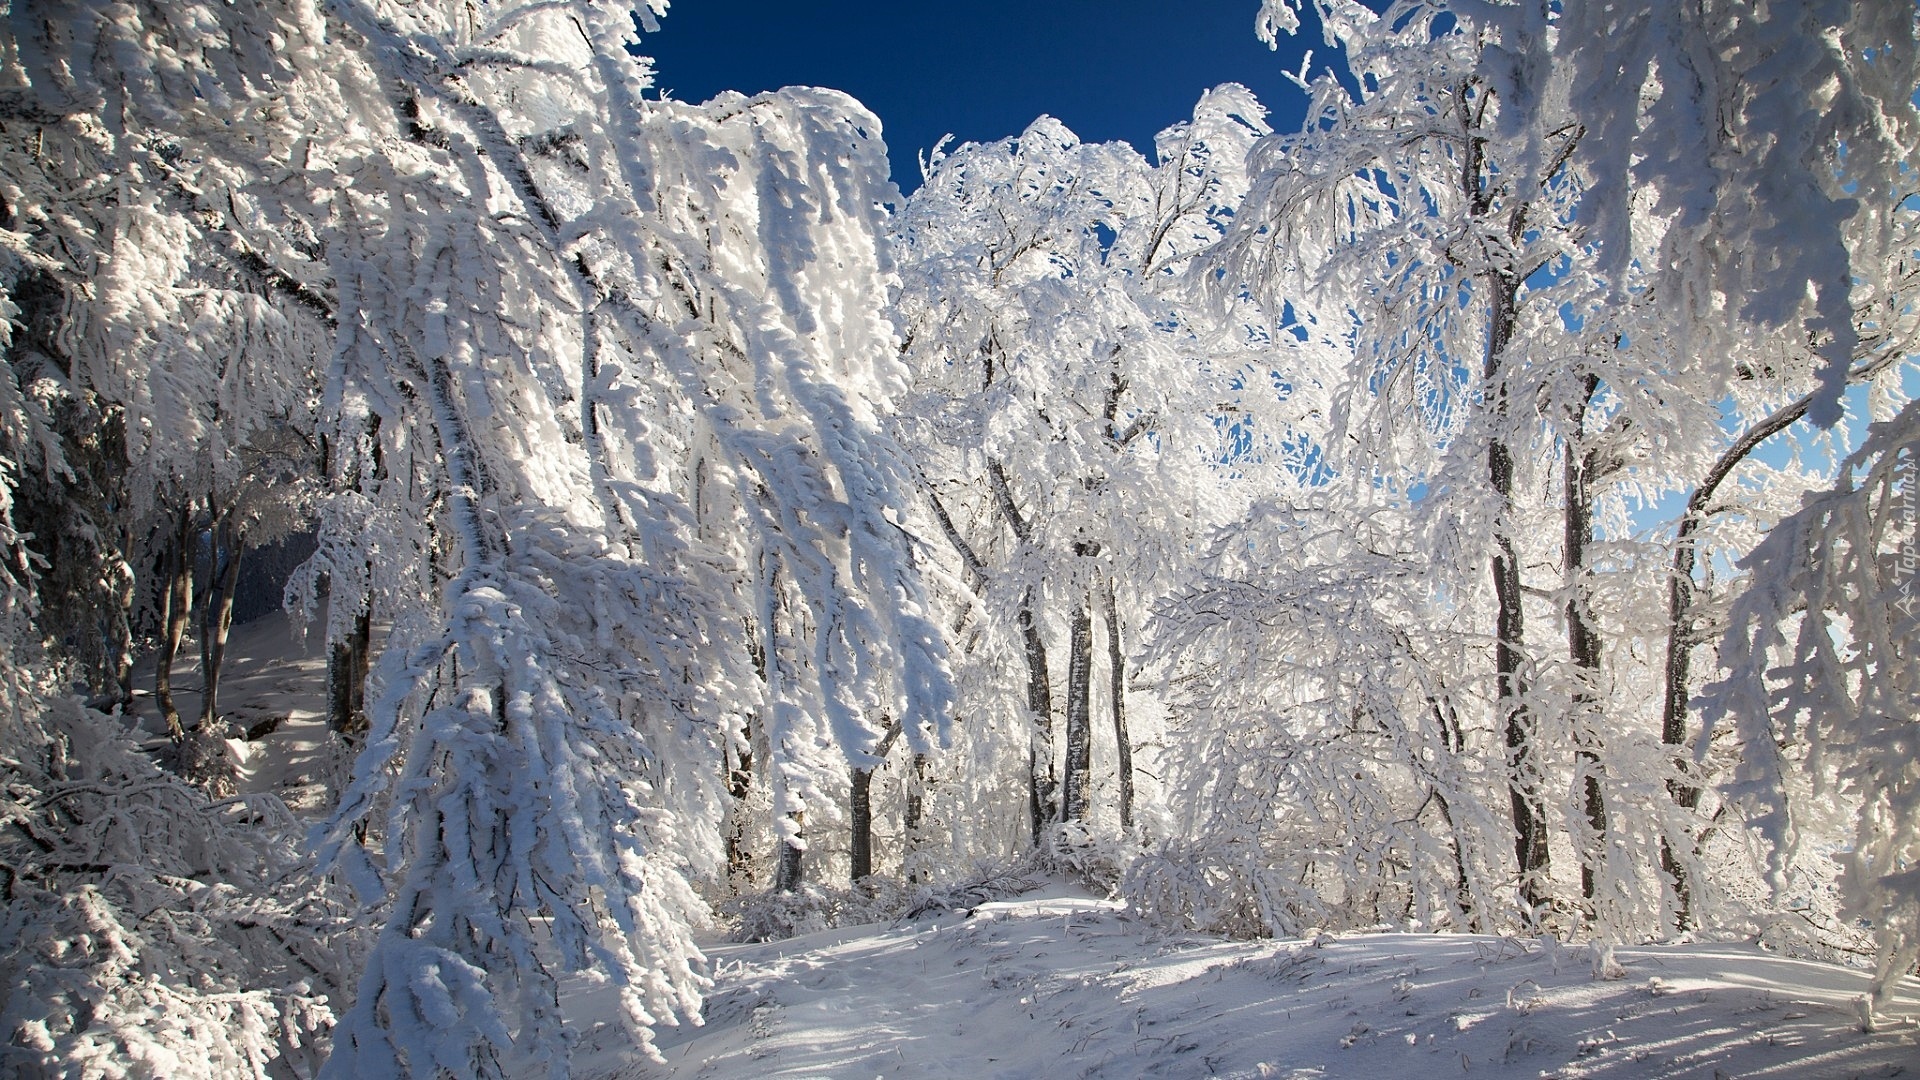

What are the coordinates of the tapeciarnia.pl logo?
(1898, 445, 1918, 624)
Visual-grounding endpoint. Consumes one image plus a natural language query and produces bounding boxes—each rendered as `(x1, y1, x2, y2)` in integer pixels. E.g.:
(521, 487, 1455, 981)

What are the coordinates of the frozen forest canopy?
(0, 0, 1915, 1076)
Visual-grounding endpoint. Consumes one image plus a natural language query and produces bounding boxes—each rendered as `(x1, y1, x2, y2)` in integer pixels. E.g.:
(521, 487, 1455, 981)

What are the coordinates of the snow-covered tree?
(3, 0, 1912, 1069)
(2, 1, 356, 1073)
(1707, 395, 1920, 1018)
(6, 0, 953, 1071)
(1223, 0, 1608, 924)
(295, 3, 953, 1072)
(895, 90, 1267, 854)
(1177, 0, 1917, 940)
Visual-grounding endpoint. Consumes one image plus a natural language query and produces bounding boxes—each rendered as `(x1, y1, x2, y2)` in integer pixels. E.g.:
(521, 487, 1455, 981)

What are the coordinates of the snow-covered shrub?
(1042, 821, 1131, 895)
(1123, 839, 1281, 939)
(723, 857, 1055, 942)
(896, 858, 1054, 921)
(0, 694, 361, 1078)
(724, 881, 912, 944)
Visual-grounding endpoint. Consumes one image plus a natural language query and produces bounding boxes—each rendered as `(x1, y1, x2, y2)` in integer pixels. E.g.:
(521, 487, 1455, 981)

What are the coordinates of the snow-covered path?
(591, 887, 1920, 1080)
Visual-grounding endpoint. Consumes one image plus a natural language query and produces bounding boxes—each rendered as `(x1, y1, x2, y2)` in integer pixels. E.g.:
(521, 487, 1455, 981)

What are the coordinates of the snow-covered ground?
(163, 614, 1920, 1080)
(581, 885, 1920, 1080)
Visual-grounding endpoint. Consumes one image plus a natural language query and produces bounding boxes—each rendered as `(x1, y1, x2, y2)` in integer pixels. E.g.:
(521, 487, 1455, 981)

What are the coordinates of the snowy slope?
(591, 885, 1920, 1080)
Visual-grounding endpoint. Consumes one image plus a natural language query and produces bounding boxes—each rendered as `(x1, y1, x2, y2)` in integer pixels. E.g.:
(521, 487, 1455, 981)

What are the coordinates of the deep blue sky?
(638, 1, 1318, 191)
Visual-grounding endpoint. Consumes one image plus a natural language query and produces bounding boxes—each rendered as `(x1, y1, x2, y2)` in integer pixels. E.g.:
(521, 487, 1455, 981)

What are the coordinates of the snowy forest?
(0, 0, 1917, 1075)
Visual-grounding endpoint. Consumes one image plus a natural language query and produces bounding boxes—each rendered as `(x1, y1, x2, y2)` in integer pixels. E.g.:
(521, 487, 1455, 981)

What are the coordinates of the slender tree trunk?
(108, 523, 136, 708)
(1659, 384, 1819, 927)
(849, 768, 875, 882)
(1495, 470, 1547, 917)
(1458, 104, 1553, 922)
(1564, 377, 1607, 905)
(1432, 787, 1481, 932)
(775, 811, 805, 894)
(742, 606, 775, 890)
(1411, 670, 1481, 931)
(199, 513, 245, 730)
(849, 719, 902, 884)
(1019, 590, 1056, 845)
(327, 604, 373, 739)
(1060, 585, 1094, 823)
(724, 739, 756, 885)
(1103, 578, 1133, 831)
(1484, 282, 1548, 919)
(155, 502, 194, 741)
(326, 418, 381, 741)
(990, 462, 1059, 848)
(904, 751, 928, 884)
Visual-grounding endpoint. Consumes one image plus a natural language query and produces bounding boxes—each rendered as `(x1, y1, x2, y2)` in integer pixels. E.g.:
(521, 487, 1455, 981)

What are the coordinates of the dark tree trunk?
(1564, 376, 1606, 904)
(1103, 579, 1133, 831)
(1485, 283, 1547, 919)
(1407, 654, 1479, 929)
(1495, 455, 1547, 916)
(1426, 783, 1481, 933)
(325, 419, 381, 742)
(198, 513, 245, 731)
(1060, 585, 1094, 823)
(849, 769, 875, 882)
(155, 502, 194, 741)
(108, 522, 136, 708)
(848, 719, 901, 884)
(327, 603, 372, 739)
(990, 460, 1058, 849)
(724, 739, 756, 885)
(903, 752, 928, 884)
(775, 811, 805, 893)
(1019, 591, 1056, 845)
(1459, 100, 1555, 922)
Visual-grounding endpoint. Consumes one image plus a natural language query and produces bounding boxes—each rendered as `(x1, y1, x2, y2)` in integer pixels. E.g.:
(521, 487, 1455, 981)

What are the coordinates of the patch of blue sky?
(638, 1, 1318, 194)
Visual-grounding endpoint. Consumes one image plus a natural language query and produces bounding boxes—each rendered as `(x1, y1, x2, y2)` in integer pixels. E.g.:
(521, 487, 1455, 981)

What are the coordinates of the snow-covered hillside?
(583, 887, 1920, 1080)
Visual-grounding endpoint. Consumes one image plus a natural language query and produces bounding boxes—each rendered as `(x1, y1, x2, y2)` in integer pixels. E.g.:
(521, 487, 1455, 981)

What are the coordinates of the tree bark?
(1019, 591, 1057, 845)
(108, 523, 136, 708)
(989, 461, 1059, 848)
(1102, 578, 1133, 831)
(1457, 93, 1553, 922)
(849, 769, 875, 882)
(903, 752, 928, 884)
(1486, 285, 1548, 919)
(198, 512, 245, 731)
(849, 719, 902, 883)
(724, 738, 756, 885)
(327, 605, 372, 740)
(1060, 586, 1094, 823)
(1564, 375, 1606, 905)
(155, 502, 194, 741)
(775, 811, 805, 894)
(1425, 783, 1481, 932)
(325, 417, 380, 741)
